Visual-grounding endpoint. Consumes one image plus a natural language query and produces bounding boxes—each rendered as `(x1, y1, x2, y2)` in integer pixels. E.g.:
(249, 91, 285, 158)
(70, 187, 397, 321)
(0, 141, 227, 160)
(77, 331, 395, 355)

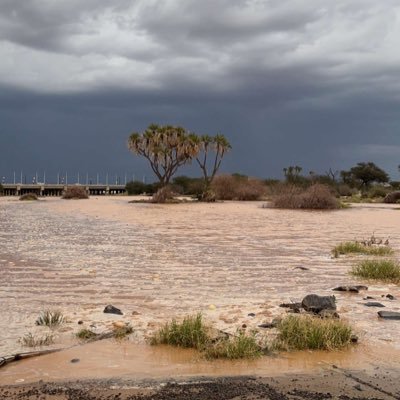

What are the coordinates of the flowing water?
(1, 196, 400, 383)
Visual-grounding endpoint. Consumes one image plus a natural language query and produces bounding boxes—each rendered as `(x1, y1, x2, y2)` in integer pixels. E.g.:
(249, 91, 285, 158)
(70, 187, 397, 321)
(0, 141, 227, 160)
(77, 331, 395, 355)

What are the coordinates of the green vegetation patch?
(204, 331, 263, 360)
(35, 310, 64, 327)
(274, 315, 353, 351)
(76, 328, 98, 340)
(351, 259, 400, 283)
(113, 324, 134, 339)
(332, 241, 393, 257)
(150, 313, 209, 349)
(19, 332, 54, 347)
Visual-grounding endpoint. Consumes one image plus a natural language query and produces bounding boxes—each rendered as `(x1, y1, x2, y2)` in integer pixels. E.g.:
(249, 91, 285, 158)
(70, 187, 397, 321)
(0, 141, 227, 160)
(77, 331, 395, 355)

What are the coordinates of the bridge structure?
(1, 184, 127, 196)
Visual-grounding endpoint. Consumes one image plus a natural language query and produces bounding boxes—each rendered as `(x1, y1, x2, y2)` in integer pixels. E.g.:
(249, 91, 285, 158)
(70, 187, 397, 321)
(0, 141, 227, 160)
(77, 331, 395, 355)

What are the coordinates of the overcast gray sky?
(1, 0, 400, 183)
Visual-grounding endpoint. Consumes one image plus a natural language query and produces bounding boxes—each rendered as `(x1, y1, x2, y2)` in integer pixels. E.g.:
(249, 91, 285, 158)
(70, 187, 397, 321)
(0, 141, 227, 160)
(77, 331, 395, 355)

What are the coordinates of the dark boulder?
(103, 305, 123, 315)
(378, 311, 400, 320)
(302, 294, 336, 314)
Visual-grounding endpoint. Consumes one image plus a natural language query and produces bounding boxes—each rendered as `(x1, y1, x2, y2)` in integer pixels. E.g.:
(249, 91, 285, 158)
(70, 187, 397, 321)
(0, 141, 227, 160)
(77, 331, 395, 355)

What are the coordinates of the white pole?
(20, 171, 23, 184)
(106, 173, 108, 186)
(66, 172, 68, 185)
(44, 171, 46, 184)
(78, 172, 80, 184)
(97, 173, 99, 185)
(86, 173, 88, 185)
(13, 171, 16, 184)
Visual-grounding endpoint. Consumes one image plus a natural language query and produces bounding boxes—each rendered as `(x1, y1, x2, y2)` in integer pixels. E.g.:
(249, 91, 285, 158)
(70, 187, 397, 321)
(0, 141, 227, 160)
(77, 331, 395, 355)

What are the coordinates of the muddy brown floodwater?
(1, 196, 400, 387)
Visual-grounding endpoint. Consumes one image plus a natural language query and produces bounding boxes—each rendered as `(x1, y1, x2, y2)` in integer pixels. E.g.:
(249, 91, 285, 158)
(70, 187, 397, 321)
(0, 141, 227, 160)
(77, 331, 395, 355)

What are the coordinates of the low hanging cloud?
(0, 0, 400, 179)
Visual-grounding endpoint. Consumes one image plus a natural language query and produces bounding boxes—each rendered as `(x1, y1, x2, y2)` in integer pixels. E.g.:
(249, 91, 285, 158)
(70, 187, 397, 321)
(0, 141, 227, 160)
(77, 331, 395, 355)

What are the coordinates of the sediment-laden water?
(1, 197, 400, 378)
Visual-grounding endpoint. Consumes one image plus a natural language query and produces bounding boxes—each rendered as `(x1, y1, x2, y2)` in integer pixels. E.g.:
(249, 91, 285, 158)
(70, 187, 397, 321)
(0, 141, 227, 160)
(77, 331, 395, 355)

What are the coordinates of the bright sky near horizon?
(1, 0, 400, 182)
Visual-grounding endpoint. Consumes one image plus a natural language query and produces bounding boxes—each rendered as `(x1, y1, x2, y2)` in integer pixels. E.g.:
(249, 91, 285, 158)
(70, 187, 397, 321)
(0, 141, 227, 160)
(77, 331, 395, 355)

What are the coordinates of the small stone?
(364, 302, 385, 308)
(70, 358, 80, 363)
(378, 311, 400, 320)
(333, 285, 367, 293)
(103, 305, 123, 315)
(242, 324, 247, 329)
(247, 313, 256, 317)
(112, 321, 126, 328)
(78, 320, 83, 325)
(386, 294, 396, 300)
(354, 384, 362, 391)
(131, 311, 141, 316)
(294, 266, 309, 271)
(363, 296, 375, 300)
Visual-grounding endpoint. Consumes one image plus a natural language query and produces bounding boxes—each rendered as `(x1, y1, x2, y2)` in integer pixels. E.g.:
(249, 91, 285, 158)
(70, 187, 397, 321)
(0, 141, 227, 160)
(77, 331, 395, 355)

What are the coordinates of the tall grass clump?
(351, 260, 400, 283)
(35, 310, 64, 327)
(62, 186, 89, 199)
(274, 315, 353, 351)
(76, 329, 98, 340)
(19, 332, 54, 347)
(271, 184, 339, 210)
(150, 313, 210, 349)
(332, 242, 393, 257)
(205, 331, 263, 360)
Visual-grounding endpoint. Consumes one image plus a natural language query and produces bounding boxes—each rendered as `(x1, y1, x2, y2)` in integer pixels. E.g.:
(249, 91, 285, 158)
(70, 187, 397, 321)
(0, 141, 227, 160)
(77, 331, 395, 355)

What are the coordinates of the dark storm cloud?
(1, 0, 400, 181)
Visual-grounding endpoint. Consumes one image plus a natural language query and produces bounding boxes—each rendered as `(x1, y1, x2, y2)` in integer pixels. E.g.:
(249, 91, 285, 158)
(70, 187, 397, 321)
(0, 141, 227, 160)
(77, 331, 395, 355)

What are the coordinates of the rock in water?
(378, 311, 400, 320)
(103, 305, 123, 315)
(364, 302, 385, 308)
(333, 285, 368, 293)
(302, 294, 336, 313)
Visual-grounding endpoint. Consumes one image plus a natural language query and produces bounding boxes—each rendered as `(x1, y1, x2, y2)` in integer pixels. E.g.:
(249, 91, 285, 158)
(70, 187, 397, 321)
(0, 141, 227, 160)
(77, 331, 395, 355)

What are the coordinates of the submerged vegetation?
(351, 259, 400, 283)
(35, 310, 64, 327)
(274, 315, 353, 351)
(19, 332, 54, 347)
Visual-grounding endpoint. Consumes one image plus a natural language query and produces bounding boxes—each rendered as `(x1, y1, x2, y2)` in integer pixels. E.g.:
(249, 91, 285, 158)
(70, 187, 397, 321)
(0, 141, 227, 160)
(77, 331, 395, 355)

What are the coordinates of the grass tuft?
(19, 193, 38, 201)
(274, 315, 353, 351)
(76, 328, 98, 340)
(332, 241, 393, 257)
(351, 259, 400, 282)
(19, 332, 54, 347)
(35, 310, 64, 327)
(113, 324, 134, 339)
(204, 331, 263, 360)
(150, 313, 209, 349)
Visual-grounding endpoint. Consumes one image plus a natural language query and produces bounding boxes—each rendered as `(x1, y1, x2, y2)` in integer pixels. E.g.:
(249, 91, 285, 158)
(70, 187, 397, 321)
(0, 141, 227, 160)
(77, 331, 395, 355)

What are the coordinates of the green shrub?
(35, 310, 64, 327)
(62, 186, 89, 199)
(332, 241, 393, 257)
(205, 331, 263, 360)
(19, 332, 54, 347)
(351, 259, 400, 282)
(150, 313, 209, 349)
(367, 185, 390, 199)
(19, 193, 38, 201)
(274, 315, 353, 351)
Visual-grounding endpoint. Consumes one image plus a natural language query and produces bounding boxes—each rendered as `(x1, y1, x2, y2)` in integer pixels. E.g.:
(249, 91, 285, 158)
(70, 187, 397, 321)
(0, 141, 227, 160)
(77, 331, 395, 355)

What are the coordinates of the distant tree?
(192, 134, 231, 200)
(343, 162, 389, 189)
(127, 124, 198, 187)
(126, 180, 147, 195)
(0, 183, 3, 194)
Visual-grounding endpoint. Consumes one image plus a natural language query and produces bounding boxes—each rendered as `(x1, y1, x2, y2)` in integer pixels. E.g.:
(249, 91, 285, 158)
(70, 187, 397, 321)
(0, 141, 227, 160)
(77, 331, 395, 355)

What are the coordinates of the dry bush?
(212, 175, 266, 201)
(272, 184, 339, 210)
(151, 185, 178, 203)
(62, 186, 89, 199)
(19, 193, 39, 201)
(384, 191, 400, 204)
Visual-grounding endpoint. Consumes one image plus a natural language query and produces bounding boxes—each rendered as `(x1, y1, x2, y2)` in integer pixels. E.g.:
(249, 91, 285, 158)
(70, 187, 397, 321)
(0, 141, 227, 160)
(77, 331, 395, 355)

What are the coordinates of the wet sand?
(1, 196, 400, 394)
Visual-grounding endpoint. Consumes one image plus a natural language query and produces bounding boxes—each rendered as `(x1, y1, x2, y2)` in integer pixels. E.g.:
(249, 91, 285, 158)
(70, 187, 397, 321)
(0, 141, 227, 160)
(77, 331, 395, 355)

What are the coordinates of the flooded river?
(1, 196, 399, 382)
